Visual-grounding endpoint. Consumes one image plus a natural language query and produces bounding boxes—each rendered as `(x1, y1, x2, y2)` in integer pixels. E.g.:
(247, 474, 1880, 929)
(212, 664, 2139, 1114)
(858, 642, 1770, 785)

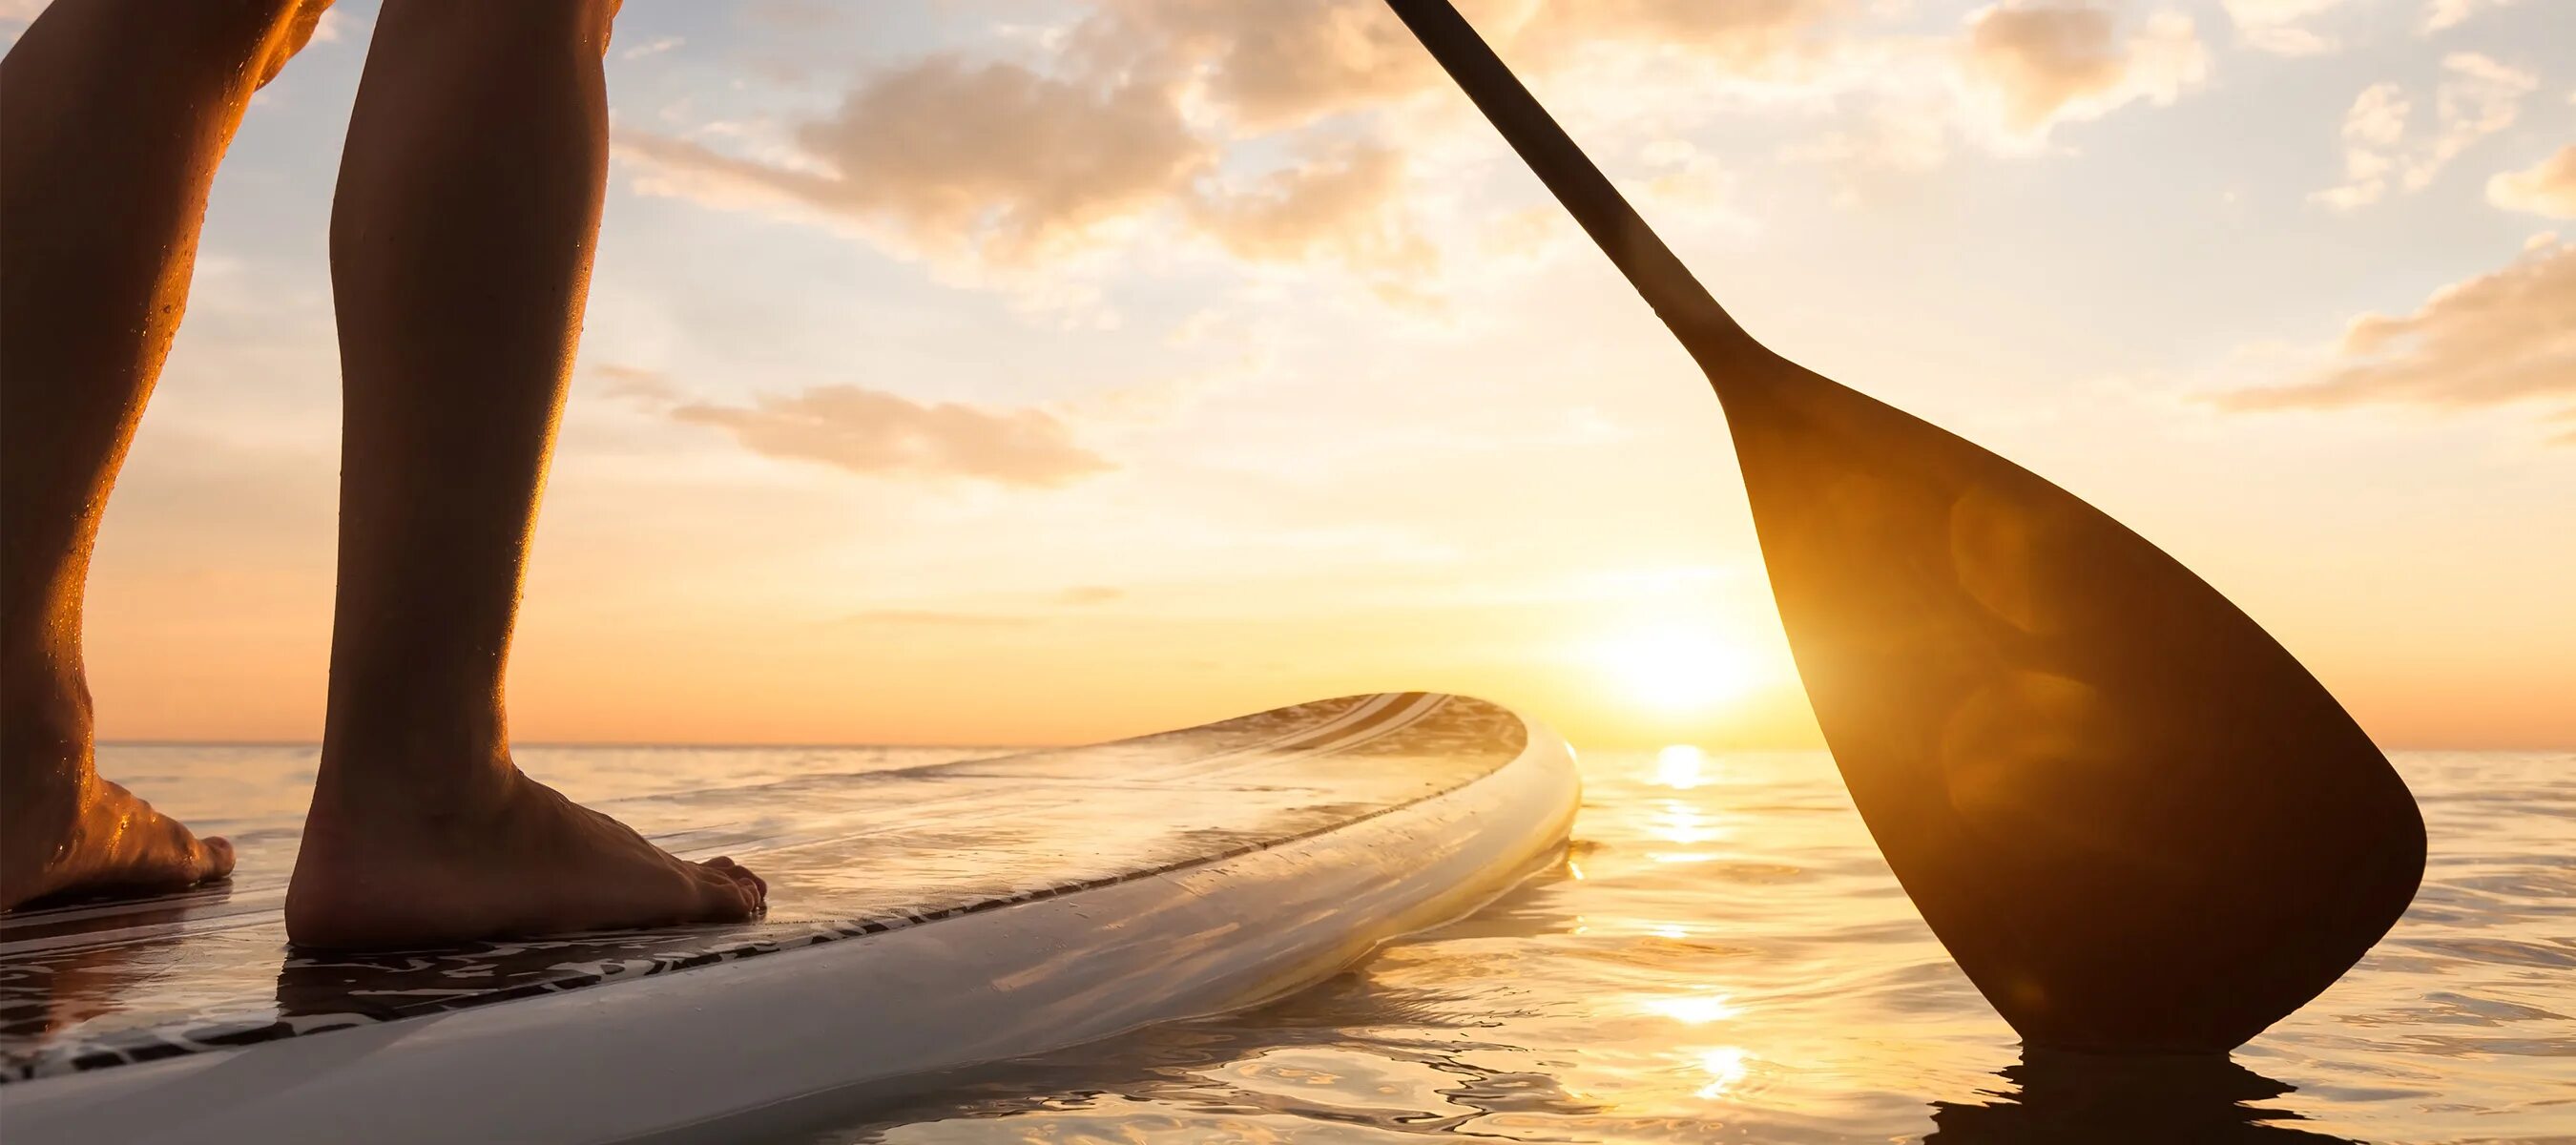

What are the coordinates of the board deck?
(0, 693, 1577, 1143)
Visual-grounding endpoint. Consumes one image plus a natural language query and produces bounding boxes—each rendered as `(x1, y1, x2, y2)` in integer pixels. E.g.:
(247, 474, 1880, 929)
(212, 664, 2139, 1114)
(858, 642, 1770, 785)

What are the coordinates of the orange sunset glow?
(22, 1, 2567, 753)
(7, 3, 2568, 1140)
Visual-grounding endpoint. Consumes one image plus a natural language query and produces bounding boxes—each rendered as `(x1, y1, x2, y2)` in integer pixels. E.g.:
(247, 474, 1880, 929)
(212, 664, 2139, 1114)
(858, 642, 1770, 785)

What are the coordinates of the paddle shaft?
(1381, 0, 1759, 369)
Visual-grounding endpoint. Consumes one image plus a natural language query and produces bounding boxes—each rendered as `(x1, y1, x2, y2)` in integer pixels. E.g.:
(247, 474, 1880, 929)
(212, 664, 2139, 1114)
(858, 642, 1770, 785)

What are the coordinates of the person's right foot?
(1, 699, 235, 911)
(284, 763, 764, 950)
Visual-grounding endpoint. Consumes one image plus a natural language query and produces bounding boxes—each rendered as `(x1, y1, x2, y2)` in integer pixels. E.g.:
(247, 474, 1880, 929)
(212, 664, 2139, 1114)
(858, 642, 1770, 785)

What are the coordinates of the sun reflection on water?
(708, 747, 2564, 1143)
(1646, 992, 1741, 1025)
(1651, 799, 1726, 845)
(1694, 1047, 1754, 1099)
(1652, 743, 1711, 788)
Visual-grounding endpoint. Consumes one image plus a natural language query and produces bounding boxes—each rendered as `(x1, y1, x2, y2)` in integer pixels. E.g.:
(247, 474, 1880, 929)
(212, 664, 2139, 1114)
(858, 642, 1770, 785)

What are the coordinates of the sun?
(1589, 627, 1761, 715)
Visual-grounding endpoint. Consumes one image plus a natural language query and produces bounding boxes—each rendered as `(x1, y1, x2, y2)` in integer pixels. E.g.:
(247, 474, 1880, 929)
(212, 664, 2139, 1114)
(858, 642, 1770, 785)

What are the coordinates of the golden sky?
(17, 0, 2573, 749)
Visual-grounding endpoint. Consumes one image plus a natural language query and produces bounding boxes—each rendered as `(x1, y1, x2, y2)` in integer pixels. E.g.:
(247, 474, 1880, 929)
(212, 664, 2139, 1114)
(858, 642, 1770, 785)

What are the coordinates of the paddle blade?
(1371, 0, 2423, 1052)
(1715, 353, 2425, 1053)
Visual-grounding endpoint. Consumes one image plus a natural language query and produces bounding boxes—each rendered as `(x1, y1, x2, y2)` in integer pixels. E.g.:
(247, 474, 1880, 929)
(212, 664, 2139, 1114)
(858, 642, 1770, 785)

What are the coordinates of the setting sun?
(1590, 628, 1763, 715)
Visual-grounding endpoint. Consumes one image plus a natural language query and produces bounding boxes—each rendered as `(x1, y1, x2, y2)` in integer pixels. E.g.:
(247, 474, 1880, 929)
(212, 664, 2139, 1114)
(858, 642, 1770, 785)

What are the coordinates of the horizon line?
(97, 737, 2576, 753)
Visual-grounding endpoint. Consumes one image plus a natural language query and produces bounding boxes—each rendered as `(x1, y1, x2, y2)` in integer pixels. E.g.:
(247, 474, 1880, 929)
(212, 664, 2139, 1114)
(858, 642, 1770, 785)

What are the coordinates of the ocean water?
(95, 743, 2574, 1143)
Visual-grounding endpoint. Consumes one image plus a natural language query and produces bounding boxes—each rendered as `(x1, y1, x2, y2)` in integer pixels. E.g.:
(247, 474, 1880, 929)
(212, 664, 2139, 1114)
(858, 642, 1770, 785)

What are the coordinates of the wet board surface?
(0, 693, 1577, 1143)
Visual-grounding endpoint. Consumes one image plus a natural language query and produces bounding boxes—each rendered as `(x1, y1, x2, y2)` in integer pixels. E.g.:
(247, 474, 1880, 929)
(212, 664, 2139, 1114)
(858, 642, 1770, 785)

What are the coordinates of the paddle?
(1381, 0, 2425, 1054)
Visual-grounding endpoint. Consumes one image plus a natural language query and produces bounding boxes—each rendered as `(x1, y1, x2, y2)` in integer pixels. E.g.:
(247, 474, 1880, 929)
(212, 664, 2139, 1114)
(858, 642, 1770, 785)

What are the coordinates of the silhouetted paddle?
(1382, 0, 2425, 1053)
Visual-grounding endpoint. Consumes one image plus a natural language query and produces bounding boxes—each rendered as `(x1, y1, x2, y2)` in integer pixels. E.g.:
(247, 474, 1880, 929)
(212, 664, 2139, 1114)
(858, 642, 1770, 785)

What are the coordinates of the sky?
(8, 0, 2570, 750)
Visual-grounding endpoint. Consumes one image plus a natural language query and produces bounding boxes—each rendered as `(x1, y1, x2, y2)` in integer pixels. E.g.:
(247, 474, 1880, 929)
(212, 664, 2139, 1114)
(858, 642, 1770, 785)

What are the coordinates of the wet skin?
(0, 0, 762, 946)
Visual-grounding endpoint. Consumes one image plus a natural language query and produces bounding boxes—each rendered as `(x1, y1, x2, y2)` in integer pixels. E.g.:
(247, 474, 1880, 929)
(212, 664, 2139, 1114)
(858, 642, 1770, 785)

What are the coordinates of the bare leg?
(0, 0, 325, 910)
(282, 0, 761, 949)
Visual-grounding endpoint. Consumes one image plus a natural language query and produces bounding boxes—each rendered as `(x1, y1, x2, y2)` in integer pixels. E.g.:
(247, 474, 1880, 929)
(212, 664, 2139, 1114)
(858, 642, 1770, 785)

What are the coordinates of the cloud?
(1781, 104, 1953, 178)
(1095, 0, 1841, 130)
(674, 385, 1115, 487)
(840, 586, 1126, 628)
(617, 45, 1445, 304)
(620, 55, 1208, 267)
(1958, 4, 2210, 138)
(311, 8, 353, 43)
(2487, 145, 2576, 219)
(622, 35, 685, 61)
(591, 364, 681, 402)
(1090, 0, 1453, 130)
(2314, 82, 2413, 210)
(2313, 53, 2538, 210)
(2423, 0, 2525, 32)
(1522, 0, 1848, 71)
(1186, 139, 1435, 281)
(840, 610, 1039, 628)
(2215, 235, 2576, 440)
(618, 0, 2207, 300)
(2418, 54, 2542, 184)
(2221, 0, 2355, 55)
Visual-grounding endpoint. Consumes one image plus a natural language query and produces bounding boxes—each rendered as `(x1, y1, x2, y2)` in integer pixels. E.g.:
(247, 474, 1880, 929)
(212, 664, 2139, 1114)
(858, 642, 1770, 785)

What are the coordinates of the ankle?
(310, 736, 519, 825)
(1, 653, 93, 783)
(0, 692, 90, 867)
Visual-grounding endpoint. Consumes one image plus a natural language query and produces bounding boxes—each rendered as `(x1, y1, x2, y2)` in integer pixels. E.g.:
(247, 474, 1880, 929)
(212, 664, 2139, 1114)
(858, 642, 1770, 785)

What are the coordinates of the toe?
(693, 864, 757, 920)
(199, 836, 237, 884)
(712, 862, 766, 910)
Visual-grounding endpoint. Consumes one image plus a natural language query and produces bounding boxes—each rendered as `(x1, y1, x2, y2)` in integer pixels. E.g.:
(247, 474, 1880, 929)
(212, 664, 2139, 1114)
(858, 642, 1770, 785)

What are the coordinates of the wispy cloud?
(1520, 0, 1850, 71)
(1185, 137, 1436, 294)
(620, 56, 1206, 267)
(2215, 235, 2576, 441)
(614, 41, 1444, 306)
(674, 385, 1115, 487)
(838, 585, 1127, 627)
(2221, 0, 2355, 56)
(2313, 53, 2538, 210)
(1086, 0, 1451, 130)
(840, 609, 1041, 628)
(2422, 0, 2525, 33)
(311, 8, 357, 44)
(590, 363, 682, 402)
(1957, 3, 2210, 140)
(621, 34, 684, 60)
(618, 0, 2227, 299)
(2487, 145, 2576, 219)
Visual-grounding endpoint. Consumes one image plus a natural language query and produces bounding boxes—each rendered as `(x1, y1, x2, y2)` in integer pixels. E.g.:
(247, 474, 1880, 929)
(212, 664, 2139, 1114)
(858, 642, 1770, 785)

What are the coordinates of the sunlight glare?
(1591, 628, 1760, 714)
(1653, 744, 1710, 789)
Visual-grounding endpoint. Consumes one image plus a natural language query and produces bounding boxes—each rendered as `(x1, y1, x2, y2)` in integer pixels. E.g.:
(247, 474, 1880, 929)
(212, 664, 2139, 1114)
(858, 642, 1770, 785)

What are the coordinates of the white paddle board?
(0, 693, 1577, 1143)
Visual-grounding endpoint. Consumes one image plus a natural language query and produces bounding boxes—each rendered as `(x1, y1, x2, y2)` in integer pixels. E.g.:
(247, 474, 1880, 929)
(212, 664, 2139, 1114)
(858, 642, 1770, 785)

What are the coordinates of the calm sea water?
(98, 743, 2574, 1143)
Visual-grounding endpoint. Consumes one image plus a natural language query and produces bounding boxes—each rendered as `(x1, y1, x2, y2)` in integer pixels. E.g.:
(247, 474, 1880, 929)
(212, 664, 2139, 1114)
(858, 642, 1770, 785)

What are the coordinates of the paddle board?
(0, 692, 1577, 1144)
